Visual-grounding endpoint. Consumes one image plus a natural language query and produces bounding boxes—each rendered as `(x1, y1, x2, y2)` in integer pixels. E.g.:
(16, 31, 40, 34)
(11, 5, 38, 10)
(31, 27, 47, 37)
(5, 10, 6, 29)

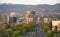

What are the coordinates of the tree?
(13, 24, 23, 31)
(0, 28, 10, 37)
(11, 31, 20, 37)
(21, 23, 36, 32)
(6, 28, 13, 37)
(20, 29, 27, 36)
(42, 23, 52, 37)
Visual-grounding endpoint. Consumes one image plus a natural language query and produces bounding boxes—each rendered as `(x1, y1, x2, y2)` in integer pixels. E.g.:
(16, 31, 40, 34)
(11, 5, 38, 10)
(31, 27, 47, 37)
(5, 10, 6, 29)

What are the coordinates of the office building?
(9, 12, 17, 23)
(0, 14, 8, 24)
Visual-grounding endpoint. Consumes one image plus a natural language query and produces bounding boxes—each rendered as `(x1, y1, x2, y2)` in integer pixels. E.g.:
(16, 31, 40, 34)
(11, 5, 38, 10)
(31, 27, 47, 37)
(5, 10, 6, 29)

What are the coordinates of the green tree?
(20, 29, 27, 36)
(42, 23, 52, 37)
(13, 24, 23, 31)
(11, 31, 20, 37)
(6, 28, 13, 37)
(0, 28, 10, 37)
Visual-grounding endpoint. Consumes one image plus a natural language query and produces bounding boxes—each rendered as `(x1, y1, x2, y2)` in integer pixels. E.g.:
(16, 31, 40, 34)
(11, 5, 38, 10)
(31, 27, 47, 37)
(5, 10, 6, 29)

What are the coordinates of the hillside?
(0, 3, 60, 15)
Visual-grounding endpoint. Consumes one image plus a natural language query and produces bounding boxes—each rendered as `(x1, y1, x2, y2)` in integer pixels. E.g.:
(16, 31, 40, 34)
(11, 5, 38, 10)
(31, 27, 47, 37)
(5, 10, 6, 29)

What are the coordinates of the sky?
(0, 0, 60, 5)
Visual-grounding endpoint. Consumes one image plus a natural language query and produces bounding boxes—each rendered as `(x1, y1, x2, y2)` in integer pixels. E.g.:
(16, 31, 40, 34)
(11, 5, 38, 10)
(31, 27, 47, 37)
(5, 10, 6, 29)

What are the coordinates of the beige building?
(26, 10, 37, 24)
(10, 12, 16, 17)
(52, 20, 60, 31)
(26, 18, 33, 23)
(0, 14, 9, 24)
(44, 18, 49, 23)
(43, 16, 52, 23)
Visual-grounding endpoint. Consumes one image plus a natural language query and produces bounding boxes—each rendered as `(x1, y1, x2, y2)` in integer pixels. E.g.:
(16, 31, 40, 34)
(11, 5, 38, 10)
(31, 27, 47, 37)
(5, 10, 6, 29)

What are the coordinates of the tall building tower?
(9, 12, 17, 23)
(26, 10, 37, 24)
(0, 14, 8, 24)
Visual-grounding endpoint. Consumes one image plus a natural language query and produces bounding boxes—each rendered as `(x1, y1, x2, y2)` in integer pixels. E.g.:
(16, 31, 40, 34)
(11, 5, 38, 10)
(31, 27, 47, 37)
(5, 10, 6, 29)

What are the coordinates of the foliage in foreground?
(0, 23, 36, 37)
(42, 22, 60, 37)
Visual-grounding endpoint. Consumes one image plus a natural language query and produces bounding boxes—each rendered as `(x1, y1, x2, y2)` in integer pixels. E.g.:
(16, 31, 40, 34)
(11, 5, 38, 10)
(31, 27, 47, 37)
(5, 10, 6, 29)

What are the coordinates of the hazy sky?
(0, 0, 60, 5)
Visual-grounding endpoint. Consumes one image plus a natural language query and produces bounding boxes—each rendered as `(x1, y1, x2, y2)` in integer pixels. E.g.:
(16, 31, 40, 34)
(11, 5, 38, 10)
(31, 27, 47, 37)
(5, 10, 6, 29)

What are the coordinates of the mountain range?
(0, 3, 60, 15)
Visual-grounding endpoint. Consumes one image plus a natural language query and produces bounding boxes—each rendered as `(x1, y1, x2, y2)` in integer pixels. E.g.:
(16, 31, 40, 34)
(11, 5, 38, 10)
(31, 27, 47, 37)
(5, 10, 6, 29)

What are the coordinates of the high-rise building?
(9, 17, 17, 23)
(9, 12, 17, 23)
(26, 10, 37, 24)
(10, 12, 16, 17)
(0, 14, 8, 24)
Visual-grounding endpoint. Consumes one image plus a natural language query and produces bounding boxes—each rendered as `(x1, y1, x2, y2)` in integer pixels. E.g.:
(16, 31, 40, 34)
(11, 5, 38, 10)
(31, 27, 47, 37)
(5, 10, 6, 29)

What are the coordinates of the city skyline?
(0, 0, 60, 5)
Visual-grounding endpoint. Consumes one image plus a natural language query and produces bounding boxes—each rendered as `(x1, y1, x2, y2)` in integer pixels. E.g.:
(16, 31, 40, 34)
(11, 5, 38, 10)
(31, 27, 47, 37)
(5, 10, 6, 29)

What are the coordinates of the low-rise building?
(52, 20, 60, 31)
(42, 16, 52, 23)
(17, 17, 25, 24)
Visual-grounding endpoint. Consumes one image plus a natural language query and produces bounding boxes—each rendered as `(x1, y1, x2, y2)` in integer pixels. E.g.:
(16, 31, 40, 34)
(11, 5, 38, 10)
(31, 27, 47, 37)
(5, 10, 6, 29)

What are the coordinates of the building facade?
(9, 12, 17, 23)
(52, 20, 60, 31)
(26, 10, 37, 24)
(0, 14, 8, 24)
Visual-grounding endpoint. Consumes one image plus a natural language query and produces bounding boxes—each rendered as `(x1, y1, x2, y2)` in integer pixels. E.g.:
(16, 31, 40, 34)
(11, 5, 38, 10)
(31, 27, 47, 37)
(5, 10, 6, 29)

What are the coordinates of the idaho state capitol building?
(25, 10, 37, 24)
